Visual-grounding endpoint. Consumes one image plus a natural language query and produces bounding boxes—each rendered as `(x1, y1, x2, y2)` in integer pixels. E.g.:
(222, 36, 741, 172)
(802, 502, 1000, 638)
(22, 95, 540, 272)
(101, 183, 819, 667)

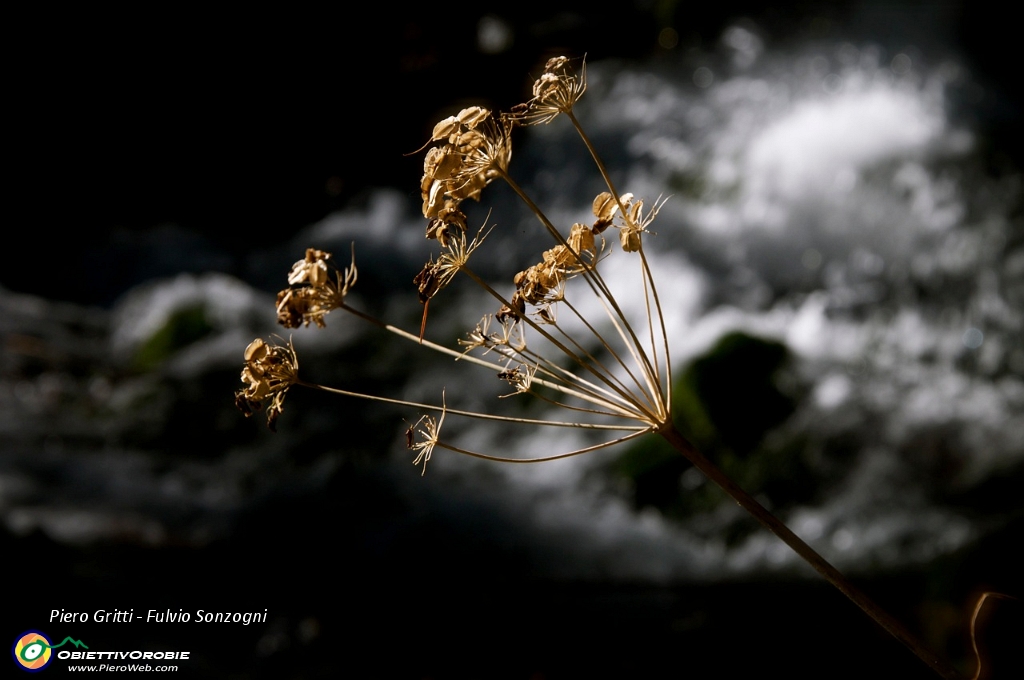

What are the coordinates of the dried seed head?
(419, 108, 512, 219)
(497, 363, 535, 396)
(407, 394, 447, 475)
(413, 261, 443, 304)
(235, 338, 300, 431)
(458, 314, 526, 357)
(507, 56, 586, 126)
(510, 222, 597, 311)
(591, 192, 666, 253)
(415, 221, 493, 309)
(276, 247, 358, 328)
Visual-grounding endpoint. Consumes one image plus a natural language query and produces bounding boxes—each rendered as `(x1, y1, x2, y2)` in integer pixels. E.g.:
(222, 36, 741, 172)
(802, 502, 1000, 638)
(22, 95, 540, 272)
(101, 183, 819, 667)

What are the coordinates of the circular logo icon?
(12, 631, 53, 672)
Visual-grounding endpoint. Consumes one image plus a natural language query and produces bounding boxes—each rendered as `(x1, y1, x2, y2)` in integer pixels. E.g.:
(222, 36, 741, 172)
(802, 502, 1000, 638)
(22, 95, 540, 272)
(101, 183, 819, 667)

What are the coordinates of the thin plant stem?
(339, 301, 635, 414)
(969, 592, 1017, 680)
(436, 428, 651, 463)
(496, 167, 663, 391)
(497, 340, 642, 416)
(549, 297, 659, 413)
(456, 264, 656, 420)
(638, 245, 671, 409)
(301, 380, 646, 431)
(564, 109, 670, 412)
(524, 388, 635, 419)
(658, 422, 964, 680)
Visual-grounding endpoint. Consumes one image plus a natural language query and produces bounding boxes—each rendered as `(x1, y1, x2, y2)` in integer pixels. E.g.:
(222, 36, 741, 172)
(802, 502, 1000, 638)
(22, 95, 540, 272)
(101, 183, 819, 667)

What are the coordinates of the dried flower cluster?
(420, 106, 510, 231)
(276, 247, 357, 329)
(238, 55, 669, 451)
(593, 191, 665, 252)
(234, 338, 299, 431)
(508, 55, 587, 126)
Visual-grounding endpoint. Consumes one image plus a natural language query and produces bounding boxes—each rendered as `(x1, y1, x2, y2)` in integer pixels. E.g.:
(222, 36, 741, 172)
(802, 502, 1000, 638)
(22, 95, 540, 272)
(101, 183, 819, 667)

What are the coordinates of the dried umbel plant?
(236, 56, 965, 679)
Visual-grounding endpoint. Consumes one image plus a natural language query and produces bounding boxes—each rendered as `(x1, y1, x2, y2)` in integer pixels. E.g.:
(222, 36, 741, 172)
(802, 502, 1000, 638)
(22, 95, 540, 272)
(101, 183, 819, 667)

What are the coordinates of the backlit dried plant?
(234, 337, 299, 432)
(236, 56, 965, 679)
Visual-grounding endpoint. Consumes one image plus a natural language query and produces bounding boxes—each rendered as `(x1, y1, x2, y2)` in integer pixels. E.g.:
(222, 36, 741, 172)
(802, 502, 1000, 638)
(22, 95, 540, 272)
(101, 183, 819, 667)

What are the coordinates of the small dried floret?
(497, 363, 536, 397)
(235, 338, 300, 431)
(458, 314, 526, 357)
(507, 56, 586, 126)
(276, 247, 358, 328)
(458, 316, 492, 353)
(287, 248, 332, 286)
(591, 192, 666, 253)
(496, 294, 526, 324)
(407, 394, 447, 475)
(511, 222, 596, 308)
(426, 202, 468, 246)
(427, 106, 491, 144)
(416, 221, 493, 305)
(617, 195, 666, 253)
(413, 261, 444, 304)
(567, 222, 596, 256)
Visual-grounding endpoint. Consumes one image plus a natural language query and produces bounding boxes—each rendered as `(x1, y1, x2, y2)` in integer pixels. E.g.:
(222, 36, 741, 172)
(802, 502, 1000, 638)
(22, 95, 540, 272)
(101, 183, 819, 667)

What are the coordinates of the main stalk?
(658, 423, 962, 679)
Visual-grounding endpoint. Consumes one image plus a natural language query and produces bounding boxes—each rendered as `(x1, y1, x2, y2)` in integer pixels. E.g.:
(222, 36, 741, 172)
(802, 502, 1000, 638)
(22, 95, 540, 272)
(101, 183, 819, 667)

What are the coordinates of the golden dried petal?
(430, 116, 461, 142)
(244, 338, 268, 363)
(423, 180, 446, 218)
(621, 227, 642, 252)
(308, 262, 326, 287)
(568, 222, 595, 256)
(456, 106, 490, 129)
(545, 56, 569, 71)
(592, 192, 617, 221)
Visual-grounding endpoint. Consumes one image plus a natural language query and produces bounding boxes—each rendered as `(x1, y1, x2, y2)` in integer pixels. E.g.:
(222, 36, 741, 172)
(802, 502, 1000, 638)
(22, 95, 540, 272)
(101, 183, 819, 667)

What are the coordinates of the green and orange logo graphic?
(12, 631, 88, 672)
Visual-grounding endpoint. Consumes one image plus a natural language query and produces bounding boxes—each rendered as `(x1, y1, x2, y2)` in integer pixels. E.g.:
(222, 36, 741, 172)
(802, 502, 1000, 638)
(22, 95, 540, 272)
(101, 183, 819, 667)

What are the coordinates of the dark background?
(7, 1, 1022, 306)
(5, 2, 1022, 678)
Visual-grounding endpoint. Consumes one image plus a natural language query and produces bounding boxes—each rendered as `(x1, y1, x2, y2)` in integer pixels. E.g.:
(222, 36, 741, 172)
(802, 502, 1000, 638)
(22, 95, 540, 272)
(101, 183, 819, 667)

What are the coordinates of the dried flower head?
(420, 108, 512, 219)
(414, 222, 493, 304)
(425, 201, 468, 247)
(509, 222, 597, 312)
(497, 362, 536, 397)
(235, 337, 300, 431)
(591, 192, 666, 253)
(458, 314, 526, 356)
(507, 56, 586, 126)
(276, 247, 358, 328)
(406, 394, 447, 475)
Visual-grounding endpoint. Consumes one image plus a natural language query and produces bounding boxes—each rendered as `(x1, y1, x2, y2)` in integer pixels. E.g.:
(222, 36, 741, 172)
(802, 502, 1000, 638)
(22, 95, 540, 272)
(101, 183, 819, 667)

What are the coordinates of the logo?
(12, 631, 88, 672)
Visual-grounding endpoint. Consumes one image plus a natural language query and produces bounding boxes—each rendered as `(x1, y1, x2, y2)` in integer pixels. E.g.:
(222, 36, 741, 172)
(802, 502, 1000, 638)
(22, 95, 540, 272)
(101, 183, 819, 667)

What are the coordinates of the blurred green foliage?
(133, 305, 214, 372)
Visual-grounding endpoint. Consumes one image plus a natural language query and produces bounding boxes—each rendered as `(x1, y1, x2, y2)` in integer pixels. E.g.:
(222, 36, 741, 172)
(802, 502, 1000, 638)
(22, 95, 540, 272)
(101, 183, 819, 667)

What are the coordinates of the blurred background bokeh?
(5, 2, 1022, 678)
